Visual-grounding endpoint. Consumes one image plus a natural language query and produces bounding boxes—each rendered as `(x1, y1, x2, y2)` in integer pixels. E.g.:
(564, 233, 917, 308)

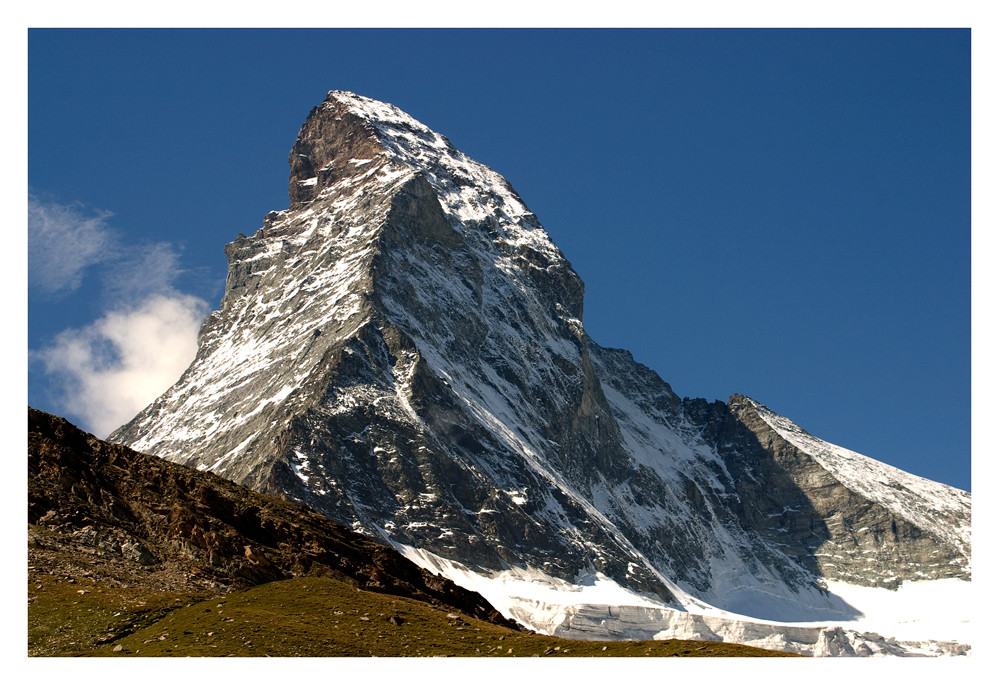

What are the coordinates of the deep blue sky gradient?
(28, 29, 971, 489)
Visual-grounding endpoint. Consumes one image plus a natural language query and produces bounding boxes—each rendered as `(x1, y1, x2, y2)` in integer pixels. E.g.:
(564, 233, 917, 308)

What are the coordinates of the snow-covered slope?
(110, 91, 971, 656)
(391, 543, 970, 656)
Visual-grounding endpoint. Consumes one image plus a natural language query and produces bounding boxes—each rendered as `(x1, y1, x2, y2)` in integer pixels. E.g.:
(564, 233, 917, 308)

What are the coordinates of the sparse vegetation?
(29, 574, 796, 657)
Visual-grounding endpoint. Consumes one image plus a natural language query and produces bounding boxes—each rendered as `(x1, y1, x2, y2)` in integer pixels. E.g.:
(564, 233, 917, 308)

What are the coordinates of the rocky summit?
(109, 91, 970, 655)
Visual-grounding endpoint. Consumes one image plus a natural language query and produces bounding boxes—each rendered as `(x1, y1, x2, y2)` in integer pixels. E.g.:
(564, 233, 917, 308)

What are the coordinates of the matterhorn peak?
(289, 91, 540, 237)
(111, 92, 970, 656)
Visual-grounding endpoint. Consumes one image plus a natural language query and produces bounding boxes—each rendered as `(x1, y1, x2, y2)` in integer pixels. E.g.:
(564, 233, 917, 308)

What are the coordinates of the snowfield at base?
(390, 541, 667, 620)
(391, 540, 971, 657)
(821, 577, 972, 644)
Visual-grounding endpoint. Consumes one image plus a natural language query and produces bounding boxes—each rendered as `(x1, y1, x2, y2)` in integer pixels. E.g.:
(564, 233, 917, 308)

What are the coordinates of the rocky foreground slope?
(109, 91, 970, 654)
(29, 407, 512, 627)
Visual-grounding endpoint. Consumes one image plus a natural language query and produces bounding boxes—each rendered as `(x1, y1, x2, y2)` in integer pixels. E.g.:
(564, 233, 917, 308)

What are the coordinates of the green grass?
(27, 572, 210, 657)
(29, 575, 799, 657)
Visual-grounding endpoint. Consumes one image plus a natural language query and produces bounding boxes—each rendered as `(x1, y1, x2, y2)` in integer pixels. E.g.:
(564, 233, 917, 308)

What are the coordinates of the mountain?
(109, 91, 971, 656)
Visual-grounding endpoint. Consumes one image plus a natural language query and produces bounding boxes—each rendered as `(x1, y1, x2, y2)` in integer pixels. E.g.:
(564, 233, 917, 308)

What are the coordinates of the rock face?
(109, 91, 970, 633)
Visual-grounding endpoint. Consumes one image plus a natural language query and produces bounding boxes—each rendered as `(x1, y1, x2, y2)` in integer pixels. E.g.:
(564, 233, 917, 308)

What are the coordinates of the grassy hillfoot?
(29, 574, 797, 657)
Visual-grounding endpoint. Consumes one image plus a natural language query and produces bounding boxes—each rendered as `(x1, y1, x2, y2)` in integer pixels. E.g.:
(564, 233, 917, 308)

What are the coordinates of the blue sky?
(27, 28, 971, 490)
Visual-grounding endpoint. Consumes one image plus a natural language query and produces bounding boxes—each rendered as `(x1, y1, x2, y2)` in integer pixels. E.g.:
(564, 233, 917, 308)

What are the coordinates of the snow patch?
(388, 540, 970, 656)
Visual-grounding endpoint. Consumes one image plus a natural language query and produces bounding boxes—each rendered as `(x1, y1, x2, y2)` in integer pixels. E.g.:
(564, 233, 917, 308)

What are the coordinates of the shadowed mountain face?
(108, 91, 970, 624)
(29, 407, 516, 629)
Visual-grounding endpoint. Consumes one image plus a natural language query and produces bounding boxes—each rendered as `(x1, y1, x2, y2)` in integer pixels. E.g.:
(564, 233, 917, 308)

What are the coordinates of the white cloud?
(28, 195, 115, 294)
(101, 241, 187, 305)
(28, 195, 191, 303)
(33, 293, 209, 438)
(29, 195, 216, 436)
